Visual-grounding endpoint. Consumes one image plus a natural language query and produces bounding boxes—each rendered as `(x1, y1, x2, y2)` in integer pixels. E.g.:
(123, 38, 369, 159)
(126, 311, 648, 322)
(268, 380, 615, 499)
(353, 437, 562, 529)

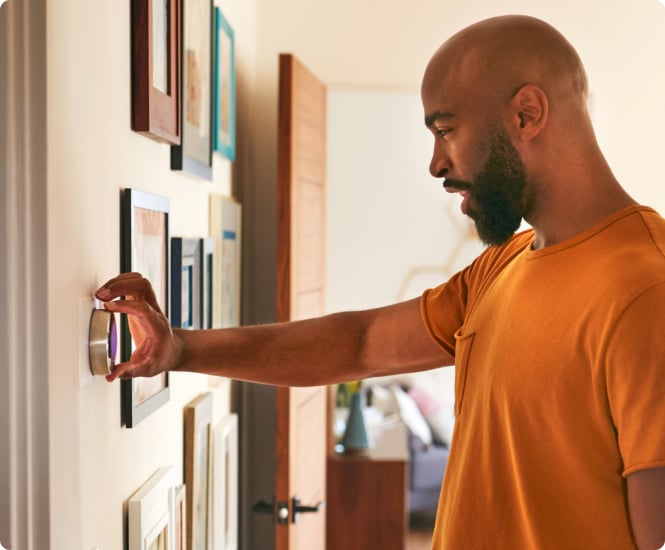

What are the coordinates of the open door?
(275, 53, 328, 550)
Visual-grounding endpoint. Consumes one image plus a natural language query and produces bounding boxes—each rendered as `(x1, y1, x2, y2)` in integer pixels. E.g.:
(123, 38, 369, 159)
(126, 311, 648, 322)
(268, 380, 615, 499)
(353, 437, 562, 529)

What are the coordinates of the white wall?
(326, 89, 485, 313)
(46, 1, 256, 548)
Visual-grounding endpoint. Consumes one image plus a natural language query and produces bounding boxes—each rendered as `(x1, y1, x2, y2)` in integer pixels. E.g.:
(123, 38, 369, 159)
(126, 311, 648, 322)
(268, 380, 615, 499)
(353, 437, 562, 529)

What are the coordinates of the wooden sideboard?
(326, 421, 409, 550)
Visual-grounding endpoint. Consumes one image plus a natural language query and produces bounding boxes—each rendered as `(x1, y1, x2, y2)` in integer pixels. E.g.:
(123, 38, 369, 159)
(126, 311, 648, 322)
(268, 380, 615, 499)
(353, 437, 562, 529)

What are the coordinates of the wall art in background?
(121, 188, 171, 428)
(201, 236, 216, 329)
(128, 466, 176, 550)
(171, 237, 202, 329)
(213, 7, 235, 161)
(130, 0, 181, 144)
(171, 0, 213, 179)
(211, 413, 238, 550)
(209, 194, 241, 328)
(184, 392, 213, 550)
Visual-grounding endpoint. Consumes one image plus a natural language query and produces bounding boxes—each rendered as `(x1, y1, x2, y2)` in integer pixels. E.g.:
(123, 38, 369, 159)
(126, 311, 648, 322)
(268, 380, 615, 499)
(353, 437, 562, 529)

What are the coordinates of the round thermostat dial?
(89, 309, 118, 376)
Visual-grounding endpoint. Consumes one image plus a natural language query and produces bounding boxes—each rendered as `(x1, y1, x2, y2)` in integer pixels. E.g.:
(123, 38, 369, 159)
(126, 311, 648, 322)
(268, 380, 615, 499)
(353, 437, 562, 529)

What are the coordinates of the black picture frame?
(121, 188, 171, 428)
(201, 237, 215, 329)
(171, 237, 202, 329)
(170, 0, 213, 179)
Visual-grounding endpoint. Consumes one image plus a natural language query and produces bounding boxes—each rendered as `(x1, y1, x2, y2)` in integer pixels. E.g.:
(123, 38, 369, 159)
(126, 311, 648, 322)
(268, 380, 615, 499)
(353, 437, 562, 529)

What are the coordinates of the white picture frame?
(128, 466, 176, 550)
(210, 413, 239, 550)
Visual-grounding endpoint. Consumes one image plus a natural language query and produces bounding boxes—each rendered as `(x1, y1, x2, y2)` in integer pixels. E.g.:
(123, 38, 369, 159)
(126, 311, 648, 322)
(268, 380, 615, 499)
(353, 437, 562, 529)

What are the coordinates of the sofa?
(365, 367, 456, 514)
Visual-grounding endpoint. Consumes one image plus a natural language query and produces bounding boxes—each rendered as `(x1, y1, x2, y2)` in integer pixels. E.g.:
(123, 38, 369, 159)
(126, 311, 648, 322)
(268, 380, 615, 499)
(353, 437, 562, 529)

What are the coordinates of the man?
(97, 15, 665, 549)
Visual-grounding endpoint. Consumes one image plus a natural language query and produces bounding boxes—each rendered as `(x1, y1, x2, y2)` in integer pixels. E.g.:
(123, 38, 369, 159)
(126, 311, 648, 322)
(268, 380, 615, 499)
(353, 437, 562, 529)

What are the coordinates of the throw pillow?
(392, 385, 433, 447)
(408, 385, 455, 446)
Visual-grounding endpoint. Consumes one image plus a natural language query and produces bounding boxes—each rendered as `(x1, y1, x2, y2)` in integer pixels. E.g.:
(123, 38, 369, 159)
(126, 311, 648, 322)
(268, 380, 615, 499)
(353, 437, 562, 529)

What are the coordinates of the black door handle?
(252, 500, 274, 514)
(292, 497, 326, 523)
(253, 499, 290, 525)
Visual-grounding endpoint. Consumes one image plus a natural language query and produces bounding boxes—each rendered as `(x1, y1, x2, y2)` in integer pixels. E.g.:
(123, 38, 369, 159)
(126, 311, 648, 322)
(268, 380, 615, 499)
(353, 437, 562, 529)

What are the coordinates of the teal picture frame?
(213, 7, 236, 161)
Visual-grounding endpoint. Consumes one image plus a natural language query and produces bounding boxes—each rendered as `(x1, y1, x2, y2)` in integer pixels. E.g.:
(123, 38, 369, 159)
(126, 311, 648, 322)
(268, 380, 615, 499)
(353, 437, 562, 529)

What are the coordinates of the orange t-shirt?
(421, 206, 665, 549)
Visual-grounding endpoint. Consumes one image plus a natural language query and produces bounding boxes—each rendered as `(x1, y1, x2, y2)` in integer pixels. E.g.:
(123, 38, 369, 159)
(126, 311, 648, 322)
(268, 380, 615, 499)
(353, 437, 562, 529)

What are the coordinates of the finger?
(98, 274, 163, 314)
(106, 357, 146, 381)
(96, 273, 144, 301)
(103, 297, 154, 319)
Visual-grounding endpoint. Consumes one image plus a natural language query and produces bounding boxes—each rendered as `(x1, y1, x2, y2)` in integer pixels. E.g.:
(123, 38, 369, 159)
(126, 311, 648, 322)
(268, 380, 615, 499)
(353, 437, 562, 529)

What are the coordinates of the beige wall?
(41, 0, 665, 548)
(46, 1, 256, 548)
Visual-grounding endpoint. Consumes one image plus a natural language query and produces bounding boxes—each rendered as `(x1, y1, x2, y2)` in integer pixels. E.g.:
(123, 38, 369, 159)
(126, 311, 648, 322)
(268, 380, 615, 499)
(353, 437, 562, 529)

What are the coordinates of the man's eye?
(436, 128, 451, 138)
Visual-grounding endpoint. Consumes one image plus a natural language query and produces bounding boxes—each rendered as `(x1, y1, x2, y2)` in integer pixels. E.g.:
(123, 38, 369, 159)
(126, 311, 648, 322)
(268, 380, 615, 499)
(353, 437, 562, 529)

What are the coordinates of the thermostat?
(88, 309, 117, 375)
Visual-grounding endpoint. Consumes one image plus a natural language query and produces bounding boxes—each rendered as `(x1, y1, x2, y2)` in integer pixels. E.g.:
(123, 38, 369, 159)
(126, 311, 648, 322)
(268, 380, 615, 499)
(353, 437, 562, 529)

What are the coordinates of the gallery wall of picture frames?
(127, 408, 238, 550)
(130, 0, 237, 178)
(119, 190, 242, 428)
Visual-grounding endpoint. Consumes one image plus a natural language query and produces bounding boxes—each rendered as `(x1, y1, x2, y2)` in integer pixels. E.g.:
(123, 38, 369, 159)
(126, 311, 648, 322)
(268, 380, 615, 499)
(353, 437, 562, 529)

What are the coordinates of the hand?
(95, 272, 181, 382)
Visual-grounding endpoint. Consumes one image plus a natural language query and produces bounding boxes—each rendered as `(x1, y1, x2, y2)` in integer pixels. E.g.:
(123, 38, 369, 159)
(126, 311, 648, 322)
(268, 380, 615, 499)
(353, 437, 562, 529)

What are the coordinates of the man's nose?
(429, 145, 450, 178)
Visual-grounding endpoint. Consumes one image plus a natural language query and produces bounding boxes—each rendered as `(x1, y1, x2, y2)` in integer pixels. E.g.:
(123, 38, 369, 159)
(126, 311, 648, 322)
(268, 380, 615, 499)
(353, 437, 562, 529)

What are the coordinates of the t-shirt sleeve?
(420, 270, 470, 358)
(605, 281, 665, 476)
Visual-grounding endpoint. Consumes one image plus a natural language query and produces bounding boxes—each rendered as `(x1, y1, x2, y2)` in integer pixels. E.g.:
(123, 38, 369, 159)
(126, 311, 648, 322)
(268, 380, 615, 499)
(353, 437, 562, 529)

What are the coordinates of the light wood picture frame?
(209, 194, 241, 329)
(184, 392, 213, 550)
(121, 188, 170, 428)
(128, 466, 176, 550)
(170, 483, 187, 550)
(210, 414, 238, 550)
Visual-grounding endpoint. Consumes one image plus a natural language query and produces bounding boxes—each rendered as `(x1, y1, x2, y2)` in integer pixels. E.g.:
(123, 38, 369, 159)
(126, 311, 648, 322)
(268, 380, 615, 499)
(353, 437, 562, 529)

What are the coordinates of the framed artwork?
(121, 188, 171, 428)
(201, 237, 215, 329)
(184, 392, 213, 550)
(170, 484, 187, 550)
(213, 7, 235, 161)
(171, 0, 213, 179)
(209, 195, 241, 329)
(128, 466, 176, 550)
(211, 414, 238, 550)
(131, 0, 181, 144)
(171, 237, 202, 329)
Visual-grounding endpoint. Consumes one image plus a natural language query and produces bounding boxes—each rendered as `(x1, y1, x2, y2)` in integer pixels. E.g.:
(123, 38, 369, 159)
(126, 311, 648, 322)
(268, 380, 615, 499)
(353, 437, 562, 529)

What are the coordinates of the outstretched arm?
(95, 273, 453, 386)
(627, 467, 665, 549)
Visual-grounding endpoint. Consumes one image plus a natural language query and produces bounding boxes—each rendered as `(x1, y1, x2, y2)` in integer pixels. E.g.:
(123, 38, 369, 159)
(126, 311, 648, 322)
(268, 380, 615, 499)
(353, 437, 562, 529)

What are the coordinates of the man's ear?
(510, 84, 548, 141)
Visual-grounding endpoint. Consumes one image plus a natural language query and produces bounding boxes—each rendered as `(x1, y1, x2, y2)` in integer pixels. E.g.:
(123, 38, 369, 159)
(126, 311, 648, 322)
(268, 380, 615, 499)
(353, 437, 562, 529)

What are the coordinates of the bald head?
(423, 15, 588, 118)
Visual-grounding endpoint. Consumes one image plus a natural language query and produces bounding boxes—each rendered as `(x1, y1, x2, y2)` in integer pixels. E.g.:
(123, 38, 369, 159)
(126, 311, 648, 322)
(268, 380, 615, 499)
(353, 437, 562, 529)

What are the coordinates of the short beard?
(448, 129, 527, 246)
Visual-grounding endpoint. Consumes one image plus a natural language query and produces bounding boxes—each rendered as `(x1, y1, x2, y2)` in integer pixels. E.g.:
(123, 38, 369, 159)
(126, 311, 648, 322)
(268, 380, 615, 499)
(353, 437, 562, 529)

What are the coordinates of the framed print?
(170, 484, 187, 550)
(171, 237, 202, 329)
(211, 414, 238, 550)
(131, 0, 181, 144)
(171, 0, 213, 179)
(128, 466, 175, 550)
(201, 237, 215, 329)
(184, 392, 213, 550)
(213, 7, 235, 160)
(209, 195, 241, 329)
(121, 188, 170, 428)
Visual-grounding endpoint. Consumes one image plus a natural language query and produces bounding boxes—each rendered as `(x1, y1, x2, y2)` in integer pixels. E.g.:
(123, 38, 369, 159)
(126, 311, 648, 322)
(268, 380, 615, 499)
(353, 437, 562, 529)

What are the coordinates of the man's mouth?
(443, 180, 472, 215)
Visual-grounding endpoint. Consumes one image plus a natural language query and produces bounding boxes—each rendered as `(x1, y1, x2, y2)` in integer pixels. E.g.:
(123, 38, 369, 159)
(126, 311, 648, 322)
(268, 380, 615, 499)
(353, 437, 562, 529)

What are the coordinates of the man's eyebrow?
(425, 111, 455, 128)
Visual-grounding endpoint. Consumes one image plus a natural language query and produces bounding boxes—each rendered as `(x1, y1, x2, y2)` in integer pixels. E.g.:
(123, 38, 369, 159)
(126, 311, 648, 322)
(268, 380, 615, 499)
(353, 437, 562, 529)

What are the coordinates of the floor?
(406, 512, 436, 550)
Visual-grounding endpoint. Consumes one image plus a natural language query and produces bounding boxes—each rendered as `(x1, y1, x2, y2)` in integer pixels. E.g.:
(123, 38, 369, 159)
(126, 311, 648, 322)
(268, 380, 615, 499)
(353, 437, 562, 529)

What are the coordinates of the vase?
(341, 392, 370, 453)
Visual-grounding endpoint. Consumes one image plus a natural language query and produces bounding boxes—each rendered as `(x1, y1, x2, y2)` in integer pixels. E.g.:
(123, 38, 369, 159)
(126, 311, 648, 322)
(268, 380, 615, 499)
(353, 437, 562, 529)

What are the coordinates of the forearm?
(173, 311, 373, 387)
(97, 273, 451, 384)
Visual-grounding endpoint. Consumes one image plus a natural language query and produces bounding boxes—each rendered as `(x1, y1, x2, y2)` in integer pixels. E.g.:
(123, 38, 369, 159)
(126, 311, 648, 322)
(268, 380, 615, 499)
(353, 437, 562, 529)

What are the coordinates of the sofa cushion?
(410, 444, 449, 492)
(392, 385, 433, 447)
(408, 386, 456, 446)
